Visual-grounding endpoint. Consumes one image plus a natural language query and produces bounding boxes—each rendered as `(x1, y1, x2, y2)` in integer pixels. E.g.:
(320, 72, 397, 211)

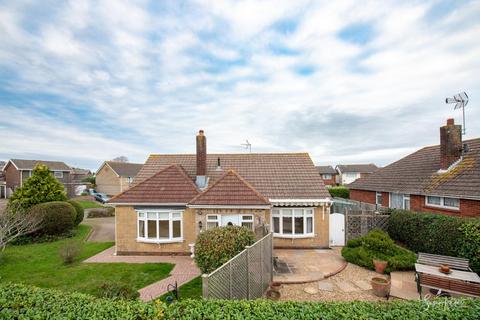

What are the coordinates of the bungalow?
(109, 130, 332, 256)
(349, 119, 480, 217)
(95, 161, 143, 196)
(316, 165, 337, 187)
(335, 164, 378, 185)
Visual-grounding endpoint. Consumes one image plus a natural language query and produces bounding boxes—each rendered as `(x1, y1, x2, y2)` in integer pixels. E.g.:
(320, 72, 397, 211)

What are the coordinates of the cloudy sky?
(1, 0, 479, 171)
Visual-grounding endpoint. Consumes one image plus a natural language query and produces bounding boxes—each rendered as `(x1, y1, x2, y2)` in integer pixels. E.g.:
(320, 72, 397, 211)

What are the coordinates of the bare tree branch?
(0, 203, 43, 252)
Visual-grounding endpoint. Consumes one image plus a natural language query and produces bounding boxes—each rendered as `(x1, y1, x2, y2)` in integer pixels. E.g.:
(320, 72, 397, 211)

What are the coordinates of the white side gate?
(329, 213, 345, 246)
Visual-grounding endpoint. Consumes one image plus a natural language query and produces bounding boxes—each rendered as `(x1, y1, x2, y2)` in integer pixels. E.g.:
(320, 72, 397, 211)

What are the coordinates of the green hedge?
(328, 186, 349, 199)
(341, 229, 416, 273)
(387, 210, 480, 273)
(30, 201, 76, 235)
(2, 283, 480, 320)
(67, 200, 85, 226)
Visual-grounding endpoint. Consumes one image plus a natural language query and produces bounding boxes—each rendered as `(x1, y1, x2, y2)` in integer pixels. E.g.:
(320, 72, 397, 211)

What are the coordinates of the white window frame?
(322, 174, 332, 180)
(136, 210, 183, 243)
(425, 196, 460, 210)
(54, 171, 63, 179)
(127, 176, 133, 183)
(271, 208, 314, 238)
(389, 193, 410, 210)
(206, 214, 220, 230)
(376, 192, 383, 205)
(240, 214, 254, 230)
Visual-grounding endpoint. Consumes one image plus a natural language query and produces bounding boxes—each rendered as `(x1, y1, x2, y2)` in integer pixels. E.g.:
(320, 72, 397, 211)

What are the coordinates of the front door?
(221, 215, 240, 227)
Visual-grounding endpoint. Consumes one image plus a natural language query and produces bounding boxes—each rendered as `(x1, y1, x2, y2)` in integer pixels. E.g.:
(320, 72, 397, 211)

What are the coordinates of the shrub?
(11, 229, 77, 245)
(98, 282, 140, 300)
(387, 209, 480, 273)
(87, 207, 115, 218)
(8, 164, 67, 209)
(328, 186, 349, 199)
(341, 229, 416, 273)
(194, 226, 256, 273)
(59, 240, 82, 264)
(67, 200, 84, 226)
(30, 201, 76, 235)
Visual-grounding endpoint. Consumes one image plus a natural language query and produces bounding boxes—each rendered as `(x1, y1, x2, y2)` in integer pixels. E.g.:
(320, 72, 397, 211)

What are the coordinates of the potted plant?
(270, 282, 282, 292)
(373, 259, 388, 274)
(371, 277, 390, 297)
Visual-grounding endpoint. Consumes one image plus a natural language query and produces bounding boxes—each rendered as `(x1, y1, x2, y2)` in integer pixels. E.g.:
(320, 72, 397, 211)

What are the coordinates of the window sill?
(425, 204, 460, 212)
(273, 234, 315, 239)
(136, 238, 183, 244)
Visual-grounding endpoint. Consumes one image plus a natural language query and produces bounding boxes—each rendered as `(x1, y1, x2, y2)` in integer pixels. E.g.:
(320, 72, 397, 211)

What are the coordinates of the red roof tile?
(109, 164, 199, 204)
(189, 170, 270, 206)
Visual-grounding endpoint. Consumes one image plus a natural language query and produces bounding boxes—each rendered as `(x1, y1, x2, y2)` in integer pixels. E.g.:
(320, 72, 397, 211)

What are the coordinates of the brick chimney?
(439, 118, 462, 170)
(196, 130, 207, 188)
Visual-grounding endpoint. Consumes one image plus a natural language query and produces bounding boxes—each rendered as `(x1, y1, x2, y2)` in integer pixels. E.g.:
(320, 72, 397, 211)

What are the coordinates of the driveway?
(82, 216, 115, 242)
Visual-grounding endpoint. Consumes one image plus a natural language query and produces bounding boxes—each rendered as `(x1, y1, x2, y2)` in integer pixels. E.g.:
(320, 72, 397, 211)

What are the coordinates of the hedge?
(30, 201, 76, 235)
(387, 210, 480, 273)
(328, 186, 349, 199)
(67, 200, 85, 226)
(2, 283, 480, 320)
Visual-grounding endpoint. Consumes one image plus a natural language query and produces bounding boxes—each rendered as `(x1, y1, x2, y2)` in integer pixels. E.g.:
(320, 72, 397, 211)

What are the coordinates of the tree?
(8, 164, 67, 209)
(0, 203, 43, 252)
(112, 156, 128, 162)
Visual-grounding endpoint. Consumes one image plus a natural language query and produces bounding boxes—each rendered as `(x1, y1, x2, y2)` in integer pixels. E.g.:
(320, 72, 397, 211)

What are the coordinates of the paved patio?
(390, 271, 419, 300)
(85, 246, 201, 301)
(274, 248, 347, 284)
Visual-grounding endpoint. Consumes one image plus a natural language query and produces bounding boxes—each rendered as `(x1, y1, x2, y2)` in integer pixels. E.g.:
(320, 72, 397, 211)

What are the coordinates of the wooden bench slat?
(418, 253, 470, 271)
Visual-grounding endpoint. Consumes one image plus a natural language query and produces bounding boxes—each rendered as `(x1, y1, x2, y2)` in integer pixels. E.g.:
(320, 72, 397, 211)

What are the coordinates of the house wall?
(320, 175, 336, 187)
(5, 163, 21, 191)
(340, 172, 361, 185)
(119, 176, 134, 193)
(96, 164, 121, 196)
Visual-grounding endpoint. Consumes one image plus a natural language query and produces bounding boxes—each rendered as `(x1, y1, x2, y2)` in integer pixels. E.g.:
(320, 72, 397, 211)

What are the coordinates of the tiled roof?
(134, 153, 330, 200)
(109, 164, 199, 204)
(349, 138, 480, 200)
(10, 159, 71, 171)
(189, 170, 270, 206)
(105, 161, 143, 177)
(336, 164, 378, 173)
(316, 165, 337, 174)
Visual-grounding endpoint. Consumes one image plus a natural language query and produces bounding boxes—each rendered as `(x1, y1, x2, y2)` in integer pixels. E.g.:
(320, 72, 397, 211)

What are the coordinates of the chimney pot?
(447, 118, 454, 126)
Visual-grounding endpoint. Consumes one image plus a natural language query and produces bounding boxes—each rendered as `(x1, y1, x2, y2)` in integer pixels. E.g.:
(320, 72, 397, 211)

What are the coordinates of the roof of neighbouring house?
(109, 164, 200, 204)
(189, 170, 270, 206)
(8, 159, 71, 171)
(336, 164, 378, 173)
(316, 165, 337, 174)
(71, 167, 92, 175)
(133, 153, 330, 200)
(348, 138, 480, 200)
(0, 161, 5, 170)
(102, 161, 143, 177)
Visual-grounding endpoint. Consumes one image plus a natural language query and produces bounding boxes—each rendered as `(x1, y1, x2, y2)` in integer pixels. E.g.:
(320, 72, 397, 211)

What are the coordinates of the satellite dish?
(446, 91, 468, 135)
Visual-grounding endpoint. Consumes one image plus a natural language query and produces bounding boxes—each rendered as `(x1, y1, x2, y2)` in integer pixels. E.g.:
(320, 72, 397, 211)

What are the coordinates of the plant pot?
(371, 277, 391, 297)
(270, 282, 282, 292)
(373, 259, 388, 274)
(266, 289, 281, 300)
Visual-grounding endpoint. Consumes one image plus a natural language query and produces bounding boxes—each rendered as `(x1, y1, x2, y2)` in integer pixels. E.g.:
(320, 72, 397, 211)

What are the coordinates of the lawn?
(76, 200, 104, 209)
(0, 225, 174, 297)
(158, 276, 202, 302)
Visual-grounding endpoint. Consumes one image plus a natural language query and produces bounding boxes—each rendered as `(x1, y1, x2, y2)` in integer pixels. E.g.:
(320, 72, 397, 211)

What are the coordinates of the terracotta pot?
(371, 277, 391, 297)
(270, 282, 282, 292)
(439, 264, 451, 274)
(373, 259, 388, 274)
(266, 289, 281, 300)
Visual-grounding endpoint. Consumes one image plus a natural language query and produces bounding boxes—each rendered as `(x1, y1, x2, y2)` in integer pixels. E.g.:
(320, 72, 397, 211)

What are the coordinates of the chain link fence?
(202, 233, 273, 300)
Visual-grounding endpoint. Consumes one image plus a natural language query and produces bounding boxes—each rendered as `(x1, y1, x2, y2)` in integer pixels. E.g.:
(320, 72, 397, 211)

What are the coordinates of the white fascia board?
(187, 204, 272, 209)
(270, 198, 332, 206)
(108, 202, 187, 206)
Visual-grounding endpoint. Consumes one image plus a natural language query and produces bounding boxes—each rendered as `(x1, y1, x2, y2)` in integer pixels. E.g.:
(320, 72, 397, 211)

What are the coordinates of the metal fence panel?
(203, 233, 273, 300)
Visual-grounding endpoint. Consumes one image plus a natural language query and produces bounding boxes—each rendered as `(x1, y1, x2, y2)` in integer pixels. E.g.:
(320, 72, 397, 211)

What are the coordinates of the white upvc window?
(426, 196, 460, 210)
(206, 214, 219, 230)
(322, 174, 332, 180)
(53, 171, 63, 178)
(137, 210, 183, 243)
(390, 193, 410, 210)
(271, 208, 314, 238)
(127, 176, 133, 183)
(241, 214, 254, 230)
(376, 192, 383, 205)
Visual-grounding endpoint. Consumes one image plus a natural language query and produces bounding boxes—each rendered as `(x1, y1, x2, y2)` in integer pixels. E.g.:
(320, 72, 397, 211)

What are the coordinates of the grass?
(158, 276, 202, 302)
(0, 225, 174, 297)
(76, 200, 104, 209)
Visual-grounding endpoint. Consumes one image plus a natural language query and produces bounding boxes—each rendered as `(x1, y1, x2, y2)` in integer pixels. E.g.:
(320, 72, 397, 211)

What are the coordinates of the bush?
(30, 201, 76, 235)
(194, 226, 256, 274)
(67, 200, 84, 226)
(98, 282, 140, 300)
(8, 164, 67, 209)
(387, 209, 480, 273)
(11, 229, 77, 245)
(59, 240, 82, 264)
(341, 229, 416, 273)
(328, 186, 349, 199)
(87, 207, 115, 218)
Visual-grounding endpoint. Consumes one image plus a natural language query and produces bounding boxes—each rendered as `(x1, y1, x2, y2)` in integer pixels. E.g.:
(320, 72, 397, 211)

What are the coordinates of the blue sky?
(1, 0, 479, 170)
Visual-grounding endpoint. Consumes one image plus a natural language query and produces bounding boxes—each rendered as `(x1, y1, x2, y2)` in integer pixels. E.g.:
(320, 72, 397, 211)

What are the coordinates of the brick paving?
(85, 246, 201, 301)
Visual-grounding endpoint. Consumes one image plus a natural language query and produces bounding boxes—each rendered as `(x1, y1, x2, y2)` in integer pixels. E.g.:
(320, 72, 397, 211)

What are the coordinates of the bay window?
(137, 210, 183, 243)
(426, 196, 459, 210)
(272, 208, 314, 237)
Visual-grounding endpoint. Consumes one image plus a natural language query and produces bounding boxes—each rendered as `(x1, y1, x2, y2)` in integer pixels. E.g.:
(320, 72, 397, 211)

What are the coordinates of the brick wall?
(350, 189, 376, 204)
(321, 175, 336, 186)
(411, 194, 480, 217)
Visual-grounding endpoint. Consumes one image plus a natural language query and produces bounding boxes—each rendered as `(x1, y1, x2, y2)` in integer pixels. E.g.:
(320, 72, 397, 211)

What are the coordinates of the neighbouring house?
(0, 161, 6, 198)
(335, 163, 378, 185)
(349, 119, 480, 217)
(71, 167, 93, 182)
(95, 161, 143, 196)
(3, 159, 74, 197)
(109, 130, 332, 256)
(316, 165, 337, 187)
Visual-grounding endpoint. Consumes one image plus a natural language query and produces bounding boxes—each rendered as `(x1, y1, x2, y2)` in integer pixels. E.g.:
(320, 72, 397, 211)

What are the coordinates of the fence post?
(202, 274, 209, 298)
(246, 245, 251, 299)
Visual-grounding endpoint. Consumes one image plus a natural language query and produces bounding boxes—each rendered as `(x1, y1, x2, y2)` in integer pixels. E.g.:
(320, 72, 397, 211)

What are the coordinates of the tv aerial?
(445, 92, 468, 135)
(241, 140, 252, 153)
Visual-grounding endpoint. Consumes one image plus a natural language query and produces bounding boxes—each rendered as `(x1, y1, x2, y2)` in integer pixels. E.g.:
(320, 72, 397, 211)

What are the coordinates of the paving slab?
(304, 287, 319, 295)
(353, 279, 372, 291)
(318, 280, 334, 292)
(335, 280, 361, 292)
(390, 271, 420, 300)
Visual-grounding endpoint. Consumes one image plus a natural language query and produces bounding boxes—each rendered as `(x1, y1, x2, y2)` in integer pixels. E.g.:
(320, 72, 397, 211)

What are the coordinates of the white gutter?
(269, 198, 332, 206)
(109, 202, 187, 206)
(187, 204, 272, 209)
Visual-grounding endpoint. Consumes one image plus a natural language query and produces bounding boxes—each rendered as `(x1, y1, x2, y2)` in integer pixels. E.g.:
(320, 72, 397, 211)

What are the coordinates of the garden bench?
(417, 252, 471, 271)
